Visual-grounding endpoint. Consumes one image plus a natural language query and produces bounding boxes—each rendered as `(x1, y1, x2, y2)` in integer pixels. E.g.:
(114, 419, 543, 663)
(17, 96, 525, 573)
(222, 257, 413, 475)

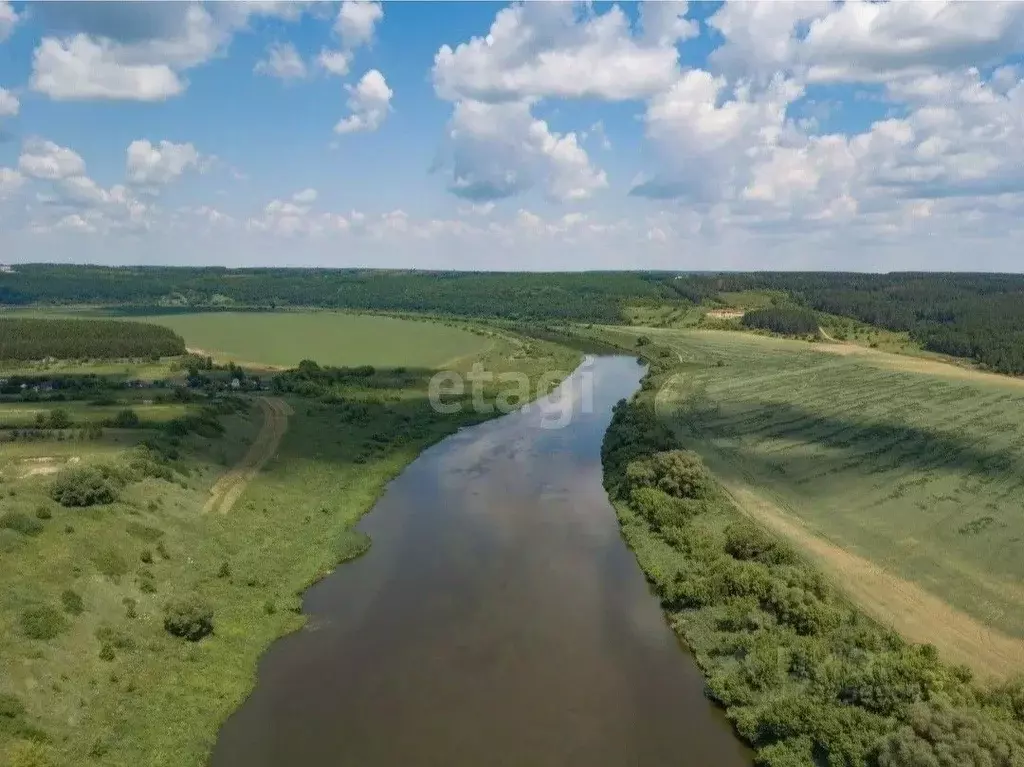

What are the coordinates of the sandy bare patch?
(705, 309, 745, 320)
(186, 347, 289, 372)
(723, 483, 1024, 679)
(18, 455, 79, 478)
(203, 397, 293, 514)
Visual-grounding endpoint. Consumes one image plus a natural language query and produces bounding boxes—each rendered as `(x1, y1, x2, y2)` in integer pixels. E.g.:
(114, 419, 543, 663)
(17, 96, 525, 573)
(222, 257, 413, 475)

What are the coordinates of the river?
(210, 355, 751, 766)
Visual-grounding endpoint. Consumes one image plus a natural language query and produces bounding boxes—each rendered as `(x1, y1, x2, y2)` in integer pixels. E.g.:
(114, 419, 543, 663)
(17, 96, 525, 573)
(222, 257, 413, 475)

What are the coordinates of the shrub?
(874, 701, 1024, 767)
(163, 596, 214, 642)
(0, 692, 25, 719)
(49, 466, 119, 507)
(47, 408, 72, 429)
(724, 521, 796, 565)
(0, 512, 44, 537)
(20, 606, 67, 640)
(34, 506, 52, 521)
(60, 589, 84, 615)
(625, 450, 711, 500)
(109, 408, 140, 428)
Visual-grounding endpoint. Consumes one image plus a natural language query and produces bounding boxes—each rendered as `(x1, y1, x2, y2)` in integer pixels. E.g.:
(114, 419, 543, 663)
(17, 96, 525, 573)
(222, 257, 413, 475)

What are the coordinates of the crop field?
(602, 326, 1024, 652)
(133, 311, 490, 369)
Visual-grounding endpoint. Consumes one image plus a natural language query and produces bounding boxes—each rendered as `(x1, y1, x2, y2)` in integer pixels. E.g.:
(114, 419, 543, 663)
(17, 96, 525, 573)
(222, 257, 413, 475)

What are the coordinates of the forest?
(677, 273, 1024, 375)
(0, 266, 676, 323)
(0, 318, 185, 360)
(741, 306, 820, 336)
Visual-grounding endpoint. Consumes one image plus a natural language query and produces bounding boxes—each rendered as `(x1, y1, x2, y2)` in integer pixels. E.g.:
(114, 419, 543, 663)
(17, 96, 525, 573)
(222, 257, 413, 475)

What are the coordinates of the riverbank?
(0, 333, 581, 767)
(599, 339, 1024, 765)
(210, 355, 751, 767)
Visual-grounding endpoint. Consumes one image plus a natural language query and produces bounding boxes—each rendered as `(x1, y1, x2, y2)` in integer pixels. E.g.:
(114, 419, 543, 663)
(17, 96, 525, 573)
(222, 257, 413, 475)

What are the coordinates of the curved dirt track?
(724, 484, 1024, 680)
(203, 397, 293, 514)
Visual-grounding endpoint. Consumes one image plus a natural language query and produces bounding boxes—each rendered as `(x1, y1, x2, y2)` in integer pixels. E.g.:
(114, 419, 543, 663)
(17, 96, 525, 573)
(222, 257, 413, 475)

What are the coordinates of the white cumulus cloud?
(335, 69, 392, 134)
(317, 48, 351, 77)
(335, 1, 383, 50)
(0, 87, 18, 117)
(0, 0, 18, 42)
(0, 167, 24, 199)
(437, 99, 607, 203)
(19, 138, 88, 180)
(126, 139, 202, 185)
(255, 42, 307, 81)
(433, 2, 683, 103)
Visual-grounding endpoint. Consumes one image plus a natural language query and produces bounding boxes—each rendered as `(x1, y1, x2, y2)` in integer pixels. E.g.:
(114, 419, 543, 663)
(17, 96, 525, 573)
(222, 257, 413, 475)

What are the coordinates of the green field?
(0, 329, 580, 766)
(134, 312, 490, 369)
(601, 326, 1024, 647)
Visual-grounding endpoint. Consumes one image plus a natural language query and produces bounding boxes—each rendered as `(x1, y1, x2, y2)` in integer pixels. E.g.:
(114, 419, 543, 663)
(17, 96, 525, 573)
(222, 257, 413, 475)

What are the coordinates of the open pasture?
(606, 326, 1024, 643)
(135, 311, 490, 369)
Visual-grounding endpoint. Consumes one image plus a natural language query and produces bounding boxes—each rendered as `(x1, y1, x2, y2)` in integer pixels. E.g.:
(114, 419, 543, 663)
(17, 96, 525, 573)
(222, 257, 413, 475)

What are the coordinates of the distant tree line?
(6, 266, 1024, 374)
(0, 266, 680, 323)
(741, 306, 820, 336)
(0, 318, 185, 360)
(676, 272, 1024, 375)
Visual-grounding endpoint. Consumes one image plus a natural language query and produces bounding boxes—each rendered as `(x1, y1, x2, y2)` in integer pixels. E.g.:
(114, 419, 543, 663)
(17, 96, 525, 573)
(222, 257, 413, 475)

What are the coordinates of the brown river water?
(210, 355, 751, 767)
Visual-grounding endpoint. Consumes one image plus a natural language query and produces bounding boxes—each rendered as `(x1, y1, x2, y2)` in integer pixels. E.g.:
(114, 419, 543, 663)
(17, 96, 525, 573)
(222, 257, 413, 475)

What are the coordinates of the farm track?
(203, 397, 293, 514)
(723, 483, 1024, 679)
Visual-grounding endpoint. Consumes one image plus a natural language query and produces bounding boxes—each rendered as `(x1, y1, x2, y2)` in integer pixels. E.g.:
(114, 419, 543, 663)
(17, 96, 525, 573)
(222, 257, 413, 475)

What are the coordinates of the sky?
(1, 1, 1024, 271)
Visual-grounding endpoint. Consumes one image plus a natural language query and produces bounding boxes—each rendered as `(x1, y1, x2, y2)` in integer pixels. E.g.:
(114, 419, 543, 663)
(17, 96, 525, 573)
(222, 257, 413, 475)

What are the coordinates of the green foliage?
(874, 702, 1024, 767)
(601, 354, 1024, 766)
(0, 512, 44, 537)
(162, 596, 214, 642)
(20, 606, 67, 640)
(60, 589, 84, 615)
(0, 266, 681, 324)
(33, 506, 52, 521)
(742, 307, 820, 336)
(49, 466, 120, 507)
(0, 317, 184, 360)
(46, 409, 71, 429)
(108, 408, 140, 428)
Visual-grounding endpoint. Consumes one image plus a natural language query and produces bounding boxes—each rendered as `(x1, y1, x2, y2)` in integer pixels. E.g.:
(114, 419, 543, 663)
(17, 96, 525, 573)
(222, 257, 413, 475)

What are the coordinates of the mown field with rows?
(602, 326, 1024, 645)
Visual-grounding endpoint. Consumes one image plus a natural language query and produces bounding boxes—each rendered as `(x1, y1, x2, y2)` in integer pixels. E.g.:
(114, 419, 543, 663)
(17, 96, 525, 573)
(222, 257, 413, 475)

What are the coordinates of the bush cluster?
(49, 465, 122, 507)
(163, 596, 214, 642)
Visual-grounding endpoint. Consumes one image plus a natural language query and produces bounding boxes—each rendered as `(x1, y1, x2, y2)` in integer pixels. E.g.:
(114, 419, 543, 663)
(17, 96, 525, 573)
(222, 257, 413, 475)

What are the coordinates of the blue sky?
(1, 1, 1024, 270)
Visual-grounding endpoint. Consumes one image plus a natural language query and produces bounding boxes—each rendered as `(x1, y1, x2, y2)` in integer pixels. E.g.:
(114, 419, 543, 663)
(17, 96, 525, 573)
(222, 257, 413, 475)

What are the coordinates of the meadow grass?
(133, 311, 491, 368)
(0, 402, 194, 428)
(0, 331, 579, 766)
(598, 326, 1024, 642)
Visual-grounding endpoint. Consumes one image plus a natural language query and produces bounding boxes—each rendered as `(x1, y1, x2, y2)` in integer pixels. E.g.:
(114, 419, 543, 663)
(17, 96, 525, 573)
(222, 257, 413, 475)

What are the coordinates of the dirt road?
(203, 397, 293, 514)
(724, 483, 1024, 679)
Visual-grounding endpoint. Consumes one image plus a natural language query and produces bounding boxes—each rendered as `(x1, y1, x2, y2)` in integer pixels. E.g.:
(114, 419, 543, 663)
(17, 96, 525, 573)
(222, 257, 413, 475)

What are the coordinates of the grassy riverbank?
(599, 338, 1024, 766)
(0, 332, 580, 766)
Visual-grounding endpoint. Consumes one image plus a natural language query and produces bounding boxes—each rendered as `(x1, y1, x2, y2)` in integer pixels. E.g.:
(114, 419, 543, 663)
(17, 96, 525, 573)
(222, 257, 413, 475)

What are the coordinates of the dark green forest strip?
(0, 318, 185, 360)
(600, 343, 1024, 766)
(741, 306, 820, 337)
